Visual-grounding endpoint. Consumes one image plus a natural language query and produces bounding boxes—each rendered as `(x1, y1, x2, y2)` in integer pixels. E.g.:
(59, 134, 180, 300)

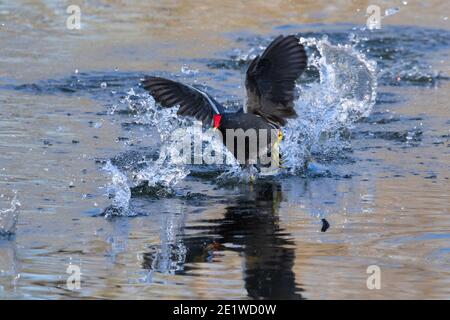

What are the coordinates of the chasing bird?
(141, 35, 307, 171)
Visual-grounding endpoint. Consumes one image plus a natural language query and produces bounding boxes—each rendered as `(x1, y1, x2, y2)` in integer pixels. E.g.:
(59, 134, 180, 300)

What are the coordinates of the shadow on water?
(142, 181, 304, 300)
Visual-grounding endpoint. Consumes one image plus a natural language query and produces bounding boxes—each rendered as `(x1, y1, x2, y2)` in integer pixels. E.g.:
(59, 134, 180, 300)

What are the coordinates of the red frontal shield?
(213, 114, 222, 129)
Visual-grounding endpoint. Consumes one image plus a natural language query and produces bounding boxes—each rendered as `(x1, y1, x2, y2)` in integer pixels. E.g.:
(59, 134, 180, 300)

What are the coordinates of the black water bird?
(142, 35, 307, 168)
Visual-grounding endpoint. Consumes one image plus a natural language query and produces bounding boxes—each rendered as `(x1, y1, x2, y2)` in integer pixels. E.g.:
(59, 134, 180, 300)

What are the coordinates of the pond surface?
(0, 1, 449, 299)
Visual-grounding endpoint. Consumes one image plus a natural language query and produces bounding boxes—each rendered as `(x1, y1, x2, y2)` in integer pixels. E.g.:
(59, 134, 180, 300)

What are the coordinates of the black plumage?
(141, 35, 307, 166)
(245, 35, 307, 126)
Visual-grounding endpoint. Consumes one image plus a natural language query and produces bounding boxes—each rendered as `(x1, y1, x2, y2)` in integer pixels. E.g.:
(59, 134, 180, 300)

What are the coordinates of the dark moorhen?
(142, 35, 307, 171)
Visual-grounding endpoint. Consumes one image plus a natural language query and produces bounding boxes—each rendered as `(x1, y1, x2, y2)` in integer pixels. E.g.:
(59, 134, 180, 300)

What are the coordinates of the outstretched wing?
(141, 76, 224, 124)
(245, 35, 307, 126)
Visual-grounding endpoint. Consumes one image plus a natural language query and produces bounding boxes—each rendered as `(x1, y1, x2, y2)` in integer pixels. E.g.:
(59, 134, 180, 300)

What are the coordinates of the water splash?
(101, 90, 197, 215)
(0, 191, 21, 238)
(282, 37, 377, 172)
(129, 94, 192, 187)
(118, 88, 243, 186)
(102, 160, 133, 218)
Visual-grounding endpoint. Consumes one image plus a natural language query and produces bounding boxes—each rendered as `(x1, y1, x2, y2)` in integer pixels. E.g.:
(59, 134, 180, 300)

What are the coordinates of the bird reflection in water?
(142, 181, 304, 299)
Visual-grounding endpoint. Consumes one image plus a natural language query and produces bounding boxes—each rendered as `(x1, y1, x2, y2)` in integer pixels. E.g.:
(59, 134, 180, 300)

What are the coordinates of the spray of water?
(102, 160, 133, 218)
(282, 37, 377, 172)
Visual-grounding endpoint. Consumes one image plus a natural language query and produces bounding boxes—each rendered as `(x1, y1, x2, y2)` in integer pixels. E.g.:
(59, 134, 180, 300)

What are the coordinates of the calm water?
(0, 1, 449, 299)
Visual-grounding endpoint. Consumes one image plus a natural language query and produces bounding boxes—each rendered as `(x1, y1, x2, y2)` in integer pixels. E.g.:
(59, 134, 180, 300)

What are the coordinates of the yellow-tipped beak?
(278, 130, 283, 141)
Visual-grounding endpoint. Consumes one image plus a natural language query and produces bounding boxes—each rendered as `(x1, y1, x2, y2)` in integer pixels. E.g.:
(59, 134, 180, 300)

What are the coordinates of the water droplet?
(100, 82, 107, 89)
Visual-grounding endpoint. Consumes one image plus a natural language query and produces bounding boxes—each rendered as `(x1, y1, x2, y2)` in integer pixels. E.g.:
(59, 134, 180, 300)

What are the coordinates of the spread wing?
(141, 76, 224, 125)
(245, 35, 307, 126)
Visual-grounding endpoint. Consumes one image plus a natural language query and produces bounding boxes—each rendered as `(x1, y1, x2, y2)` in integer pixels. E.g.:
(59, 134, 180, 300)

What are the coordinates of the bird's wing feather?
(141, 76, 224, 125)
(245, 35, 307, 126)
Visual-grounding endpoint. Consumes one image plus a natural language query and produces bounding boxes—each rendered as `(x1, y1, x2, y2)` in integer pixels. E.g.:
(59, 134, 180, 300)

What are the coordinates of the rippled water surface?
(0, 1, 449, 299)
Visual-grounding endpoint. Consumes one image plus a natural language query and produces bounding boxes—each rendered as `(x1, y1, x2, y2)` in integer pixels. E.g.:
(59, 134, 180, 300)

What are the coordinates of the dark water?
(1, 1, 450, 299)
